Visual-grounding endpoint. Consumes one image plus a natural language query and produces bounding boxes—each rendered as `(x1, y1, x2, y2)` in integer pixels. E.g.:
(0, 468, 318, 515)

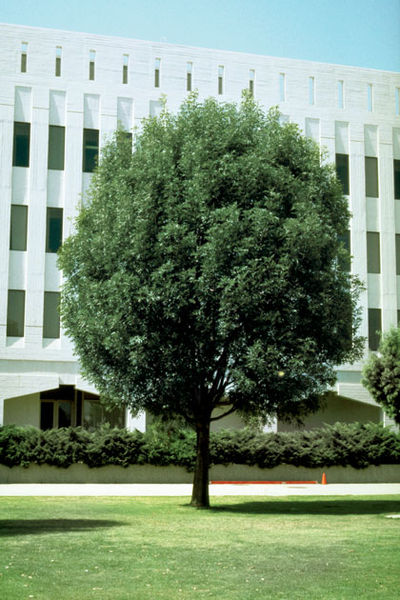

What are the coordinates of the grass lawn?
(0, 495, 399, 599)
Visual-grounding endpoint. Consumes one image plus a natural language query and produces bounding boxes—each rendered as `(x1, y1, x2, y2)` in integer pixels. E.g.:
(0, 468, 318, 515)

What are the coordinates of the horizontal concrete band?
(1, 463, 400, 484)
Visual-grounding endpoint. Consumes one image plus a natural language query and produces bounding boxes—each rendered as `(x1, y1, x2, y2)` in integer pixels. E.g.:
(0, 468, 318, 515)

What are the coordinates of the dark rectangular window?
(7, 290, 25, 337)
(394, 160, 400, 200)
(338, 230, 351, 272)
(396, 234, 400, 275)
(368, 308, 381, 351)
(21, 42, 27, 73)
(58, 401, 72, 427)
(89, 50, 95, 81)
(55, 57, 61, 77)
(76, 391, 83, 427)
(55, 46, 62, 76)
(186, 62, 192, 92)
(46, 207, 63, 253)
(13, 122, 30, 167)
(40, 402, 55, 430)
(10, 205, 28, 251)
(249, 70, 255, 96)
(123, 54, 128, 84)
(48, 125, 65, 170)
(154, 58, 160, 88)
(82, 395, 125, 429)
(43, 292, 60, 338)
(218, 66, 224, 95)
(367, 232, 380, 273)
(336, 154, 349, 195)
(365, 156, 379, 197)
(40, 399, 72, 429)
(122, 131, 132, 146)
(21, 53, 27, 73)
(82, 128, 99, 173)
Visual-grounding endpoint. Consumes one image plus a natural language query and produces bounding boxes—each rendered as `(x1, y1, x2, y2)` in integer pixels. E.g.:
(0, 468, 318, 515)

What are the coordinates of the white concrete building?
(0, 23, 399, 432)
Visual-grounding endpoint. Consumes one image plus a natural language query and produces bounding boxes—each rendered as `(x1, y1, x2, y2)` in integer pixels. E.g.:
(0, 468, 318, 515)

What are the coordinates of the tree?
(362, 327, 400, 425)
(59, 95, 363, 507)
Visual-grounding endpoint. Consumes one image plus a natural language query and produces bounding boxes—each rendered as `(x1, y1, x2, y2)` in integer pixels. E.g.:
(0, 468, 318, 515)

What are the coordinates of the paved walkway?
(0, 483, 400, 496)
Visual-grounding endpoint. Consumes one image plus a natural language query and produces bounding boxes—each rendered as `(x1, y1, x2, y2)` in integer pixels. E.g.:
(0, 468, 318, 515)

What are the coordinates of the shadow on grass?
(0, 519, 124, 537)
(209, 498, 400, 516)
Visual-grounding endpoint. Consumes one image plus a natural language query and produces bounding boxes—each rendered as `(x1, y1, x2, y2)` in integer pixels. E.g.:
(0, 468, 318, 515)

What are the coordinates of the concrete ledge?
(210, 464, 400, 484)
(1, 463, 400, 484)
(0, 464, 193, 484)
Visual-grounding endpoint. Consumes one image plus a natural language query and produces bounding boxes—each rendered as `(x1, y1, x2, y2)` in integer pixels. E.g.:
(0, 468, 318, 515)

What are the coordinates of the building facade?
(1, 23, 399, 431)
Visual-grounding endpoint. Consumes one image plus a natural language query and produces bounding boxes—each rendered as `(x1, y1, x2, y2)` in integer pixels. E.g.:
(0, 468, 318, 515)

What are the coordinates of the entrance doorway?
(39, 385, 125, 430)
(40, 385, 76, 430)
(40, 400, 73, 429)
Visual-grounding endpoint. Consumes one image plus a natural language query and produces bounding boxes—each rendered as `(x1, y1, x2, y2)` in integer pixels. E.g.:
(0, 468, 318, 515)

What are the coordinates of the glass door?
(40, 400, 73, 429)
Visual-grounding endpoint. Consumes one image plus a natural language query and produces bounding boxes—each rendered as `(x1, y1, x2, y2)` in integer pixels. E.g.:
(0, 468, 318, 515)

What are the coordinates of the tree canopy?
(59, 95, 363, 506)
(362, 327, 400, 425)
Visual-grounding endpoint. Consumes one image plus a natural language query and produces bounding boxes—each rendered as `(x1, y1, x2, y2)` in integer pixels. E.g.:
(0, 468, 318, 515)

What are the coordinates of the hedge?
(0, 422, 399, 471)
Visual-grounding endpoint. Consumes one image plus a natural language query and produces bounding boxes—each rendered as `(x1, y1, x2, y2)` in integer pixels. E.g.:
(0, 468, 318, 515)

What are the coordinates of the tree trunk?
(190, 418, 211, 508)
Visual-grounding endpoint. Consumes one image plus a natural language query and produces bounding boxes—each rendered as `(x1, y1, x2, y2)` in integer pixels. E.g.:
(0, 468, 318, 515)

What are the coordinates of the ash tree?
(362, 327, 400, 425)
(59, 95, 363, 507)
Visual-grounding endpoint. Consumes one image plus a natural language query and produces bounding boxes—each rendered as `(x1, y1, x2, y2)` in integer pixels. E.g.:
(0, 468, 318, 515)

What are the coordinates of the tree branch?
(210, 405, 237, 422)
(209, 345, 232, 397)
(214, 399, 231, 407)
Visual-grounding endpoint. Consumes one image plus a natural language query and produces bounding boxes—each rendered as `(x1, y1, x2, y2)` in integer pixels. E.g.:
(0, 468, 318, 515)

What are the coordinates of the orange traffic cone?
(321, 472, 327, 485)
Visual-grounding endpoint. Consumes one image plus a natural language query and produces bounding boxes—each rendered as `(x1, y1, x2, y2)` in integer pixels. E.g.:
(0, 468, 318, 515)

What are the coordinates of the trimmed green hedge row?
(0, 422, 399, 470)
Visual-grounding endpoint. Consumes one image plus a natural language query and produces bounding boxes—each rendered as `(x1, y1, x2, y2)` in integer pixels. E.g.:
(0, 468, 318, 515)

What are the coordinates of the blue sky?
(1, 0, 399, 71)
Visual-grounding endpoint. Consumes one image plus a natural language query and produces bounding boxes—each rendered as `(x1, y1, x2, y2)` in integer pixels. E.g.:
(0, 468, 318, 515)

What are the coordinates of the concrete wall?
(4, 392, 40, 427)
(141, 405, 246, 432)
(1, 463, 399, 484)
(278, 393, 381, 432)
(211, 407, 246, 432)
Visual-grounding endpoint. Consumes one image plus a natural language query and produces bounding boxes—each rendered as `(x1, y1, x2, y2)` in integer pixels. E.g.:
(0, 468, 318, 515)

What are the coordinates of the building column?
(125, 409, 146, 432)
(379, 124, 397, 331)
(350, 125, 369, 346)
(0, 91, 14, 348)
(382, 411, 399, 431)
(263, 417, 277, 433)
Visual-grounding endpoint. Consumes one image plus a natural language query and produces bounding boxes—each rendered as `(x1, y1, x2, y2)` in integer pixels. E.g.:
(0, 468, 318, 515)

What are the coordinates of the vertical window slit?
(123, 54, 129, 84)
(309, 76, 315, 105)
(249, 69, 255, 96)
(55, 46, 62, 77)
(367, 83, 373, 112)
(218, 65, 224, 95)
(279, 73, 286, 102)
(89, 50, 96, 81)
(154, 58, 161, 88)
(21, 42, 28, 73)
(186, 62, 192, 92)
(338, 80, 344, 109)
